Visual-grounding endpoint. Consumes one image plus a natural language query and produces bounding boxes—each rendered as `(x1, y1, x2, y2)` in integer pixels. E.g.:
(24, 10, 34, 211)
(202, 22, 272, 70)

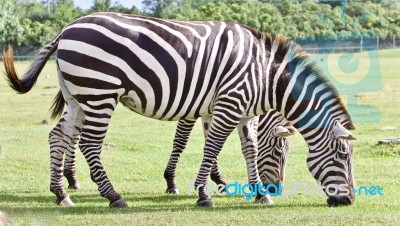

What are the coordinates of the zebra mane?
(242, 25, 355, 129)
(242, 26, 337, 95)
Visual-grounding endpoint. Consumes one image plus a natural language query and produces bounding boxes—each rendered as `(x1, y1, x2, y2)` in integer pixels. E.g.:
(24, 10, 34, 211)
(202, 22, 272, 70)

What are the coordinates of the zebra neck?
(263, 39, 352, 142)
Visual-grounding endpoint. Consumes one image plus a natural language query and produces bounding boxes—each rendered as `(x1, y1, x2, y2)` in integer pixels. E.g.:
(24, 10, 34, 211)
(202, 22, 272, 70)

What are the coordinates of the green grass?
(0, 49, 400, 225)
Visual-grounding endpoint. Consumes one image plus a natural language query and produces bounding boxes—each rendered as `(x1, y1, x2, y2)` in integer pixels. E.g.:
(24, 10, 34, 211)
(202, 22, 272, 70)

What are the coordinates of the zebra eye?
(337, 152, 347, 160)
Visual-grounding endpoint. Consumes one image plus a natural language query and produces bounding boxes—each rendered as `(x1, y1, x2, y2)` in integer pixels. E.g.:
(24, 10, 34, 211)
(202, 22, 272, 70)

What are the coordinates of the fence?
(298, 36, 399, 54)
(9, 55, 57, 61)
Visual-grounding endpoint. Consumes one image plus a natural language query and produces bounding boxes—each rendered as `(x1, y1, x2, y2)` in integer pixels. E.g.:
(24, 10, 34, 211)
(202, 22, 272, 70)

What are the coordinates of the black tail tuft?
(50, 90, 66, 120)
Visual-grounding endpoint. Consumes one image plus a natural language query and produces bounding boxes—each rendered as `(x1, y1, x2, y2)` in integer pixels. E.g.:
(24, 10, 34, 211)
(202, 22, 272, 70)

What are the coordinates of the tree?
(0, 0, 24, 46)
(257, 3, 284, 35)
(18, 1, 51, 23)
(52, 0, 82, 30)
(1, 0, 399, 52)
(142, 0, 174, 17)
(109, 3, 141, 15)
(90, 0, 140, 14)
(90, 0, 112, 12)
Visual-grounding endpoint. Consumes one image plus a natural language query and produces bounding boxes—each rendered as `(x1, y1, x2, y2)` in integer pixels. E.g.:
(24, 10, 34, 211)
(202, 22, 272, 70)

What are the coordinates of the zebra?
(3, 12, 356, 208)
(164, 110, 294, 195)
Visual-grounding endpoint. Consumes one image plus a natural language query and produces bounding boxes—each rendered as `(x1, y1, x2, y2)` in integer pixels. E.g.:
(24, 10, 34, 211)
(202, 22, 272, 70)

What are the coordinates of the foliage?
(52, 0, 82, 30)
(0, 0, 24, 46)
(0, 0, 399, 51)
(142, 0, 400, 41)
(89, 0, 140, 14)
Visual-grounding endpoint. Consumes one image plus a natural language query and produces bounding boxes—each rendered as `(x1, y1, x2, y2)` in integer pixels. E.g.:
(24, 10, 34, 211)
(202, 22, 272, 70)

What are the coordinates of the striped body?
(4, 12, 357, 208)
(58, 13, 267, 120)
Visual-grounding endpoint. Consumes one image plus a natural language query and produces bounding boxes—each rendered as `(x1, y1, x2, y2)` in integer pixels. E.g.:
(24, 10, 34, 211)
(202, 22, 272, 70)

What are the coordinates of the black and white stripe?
(256, 110, 293, 188)
(164, 110, 294, 196)
(4, 12, 356, 208)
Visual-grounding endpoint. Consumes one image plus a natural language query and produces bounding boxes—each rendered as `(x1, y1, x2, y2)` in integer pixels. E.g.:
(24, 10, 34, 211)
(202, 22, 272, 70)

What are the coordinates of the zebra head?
(257, 111, 295, 193)
(306, 120, 356, 206)
(253, 36, 359, 206)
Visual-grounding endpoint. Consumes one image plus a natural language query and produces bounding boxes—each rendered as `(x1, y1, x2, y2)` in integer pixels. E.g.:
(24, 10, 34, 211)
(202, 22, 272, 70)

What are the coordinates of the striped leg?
(164, 119, 196, 194)
(78, 105, 127, 208)
(49, 100, 84, 206)
(237, 117, 273, 205)
(210, 158, 226, 190)
(164, 118, 227, 195)
(194, 107, 241, 207)
(237, 117, 260, 185)
(64, 135, 81, 190)
(203, 117, 227, 190)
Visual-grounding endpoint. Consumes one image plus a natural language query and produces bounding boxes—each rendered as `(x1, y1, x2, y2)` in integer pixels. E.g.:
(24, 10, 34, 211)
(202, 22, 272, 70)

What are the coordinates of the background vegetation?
(1, 0, 400, 54)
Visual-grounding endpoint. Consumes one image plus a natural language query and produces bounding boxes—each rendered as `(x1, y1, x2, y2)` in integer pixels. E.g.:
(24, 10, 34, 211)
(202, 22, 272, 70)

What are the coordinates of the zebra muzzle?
(327, 195, 354, 207)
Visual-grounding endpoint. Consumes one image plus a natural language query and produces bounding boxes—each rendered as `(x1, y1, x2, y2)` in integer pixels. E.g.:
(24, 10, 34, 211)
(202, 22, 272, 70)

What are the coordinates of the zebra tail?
(2, 34, 61, 94)
(49, 90, 65, 120)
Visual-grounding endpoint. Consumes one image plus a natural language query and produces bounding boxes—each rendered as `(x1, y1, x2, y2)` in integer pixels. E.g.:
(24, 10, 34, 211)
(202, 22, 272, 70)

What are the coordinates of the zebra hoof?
(68, 183, 81, 190)
(57, 195, 75, 206)
(165, 188, 180, 195)
(196, 199, 215, 208)
(254, 195, 274, 205)
(109, 199, 128, 208)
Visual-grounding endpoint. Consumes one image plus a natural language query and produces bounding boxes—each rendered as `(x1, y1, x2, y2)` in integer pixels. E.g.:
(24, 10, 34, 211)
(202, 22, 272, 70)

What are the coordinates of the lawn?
(0, 49, 399, 225)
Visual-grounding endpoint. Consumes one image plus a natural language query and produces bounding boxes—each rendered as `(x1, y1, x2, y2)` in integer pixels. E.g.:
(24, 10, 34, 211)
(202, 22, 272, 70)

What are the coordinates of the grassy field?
(0, 49, 399, 225)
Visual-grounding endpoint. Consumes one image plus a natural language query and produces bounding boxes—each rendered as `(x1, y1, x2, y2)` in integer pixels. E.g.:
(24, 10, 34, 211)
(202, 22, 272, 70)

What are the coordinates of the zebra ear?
(274, 126, 293, 138)
(333, 122, 356, 140)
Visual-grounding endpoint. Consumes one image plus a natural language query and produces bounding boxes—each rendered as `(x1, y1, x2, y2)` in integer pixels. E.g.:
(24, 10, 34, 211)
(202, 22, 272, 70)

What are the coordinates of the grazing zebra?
(164, 110, 294, 195)
(3, 12, 356, 208)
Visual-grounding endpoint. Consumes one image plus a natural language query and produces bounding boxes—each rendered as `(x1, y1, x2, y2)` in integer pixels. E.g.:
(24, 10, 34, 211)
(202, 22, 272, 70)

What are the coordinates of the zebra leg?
(194, 111, 240, 207)
(202, 117, 227, 190)
(164, 118, 227, 195)
(64, 135, 81, 190)
(237, 117, 274, 205)
(78, 108, 127, 208)
(164, 119, 196, 195)
(49, 101, 84, 206)
(210, 158, 227, 192)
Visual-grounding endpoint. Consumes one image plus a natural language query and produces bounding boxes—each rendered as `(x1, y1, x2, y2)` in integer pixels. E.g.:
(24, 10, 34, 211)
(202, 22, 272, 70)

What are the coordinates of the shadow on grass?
(0, 192, 330, 215)
(0, 192, 197, 205)
(1, 204, 331, 216)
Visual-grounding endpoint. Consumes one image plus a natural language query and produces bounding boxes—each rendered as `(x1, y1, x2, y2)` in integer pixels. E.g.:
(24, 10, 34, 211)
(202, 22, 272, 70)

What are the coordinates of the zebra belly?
(120, 92, 143, 115)
(119, 91, 213, 120)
